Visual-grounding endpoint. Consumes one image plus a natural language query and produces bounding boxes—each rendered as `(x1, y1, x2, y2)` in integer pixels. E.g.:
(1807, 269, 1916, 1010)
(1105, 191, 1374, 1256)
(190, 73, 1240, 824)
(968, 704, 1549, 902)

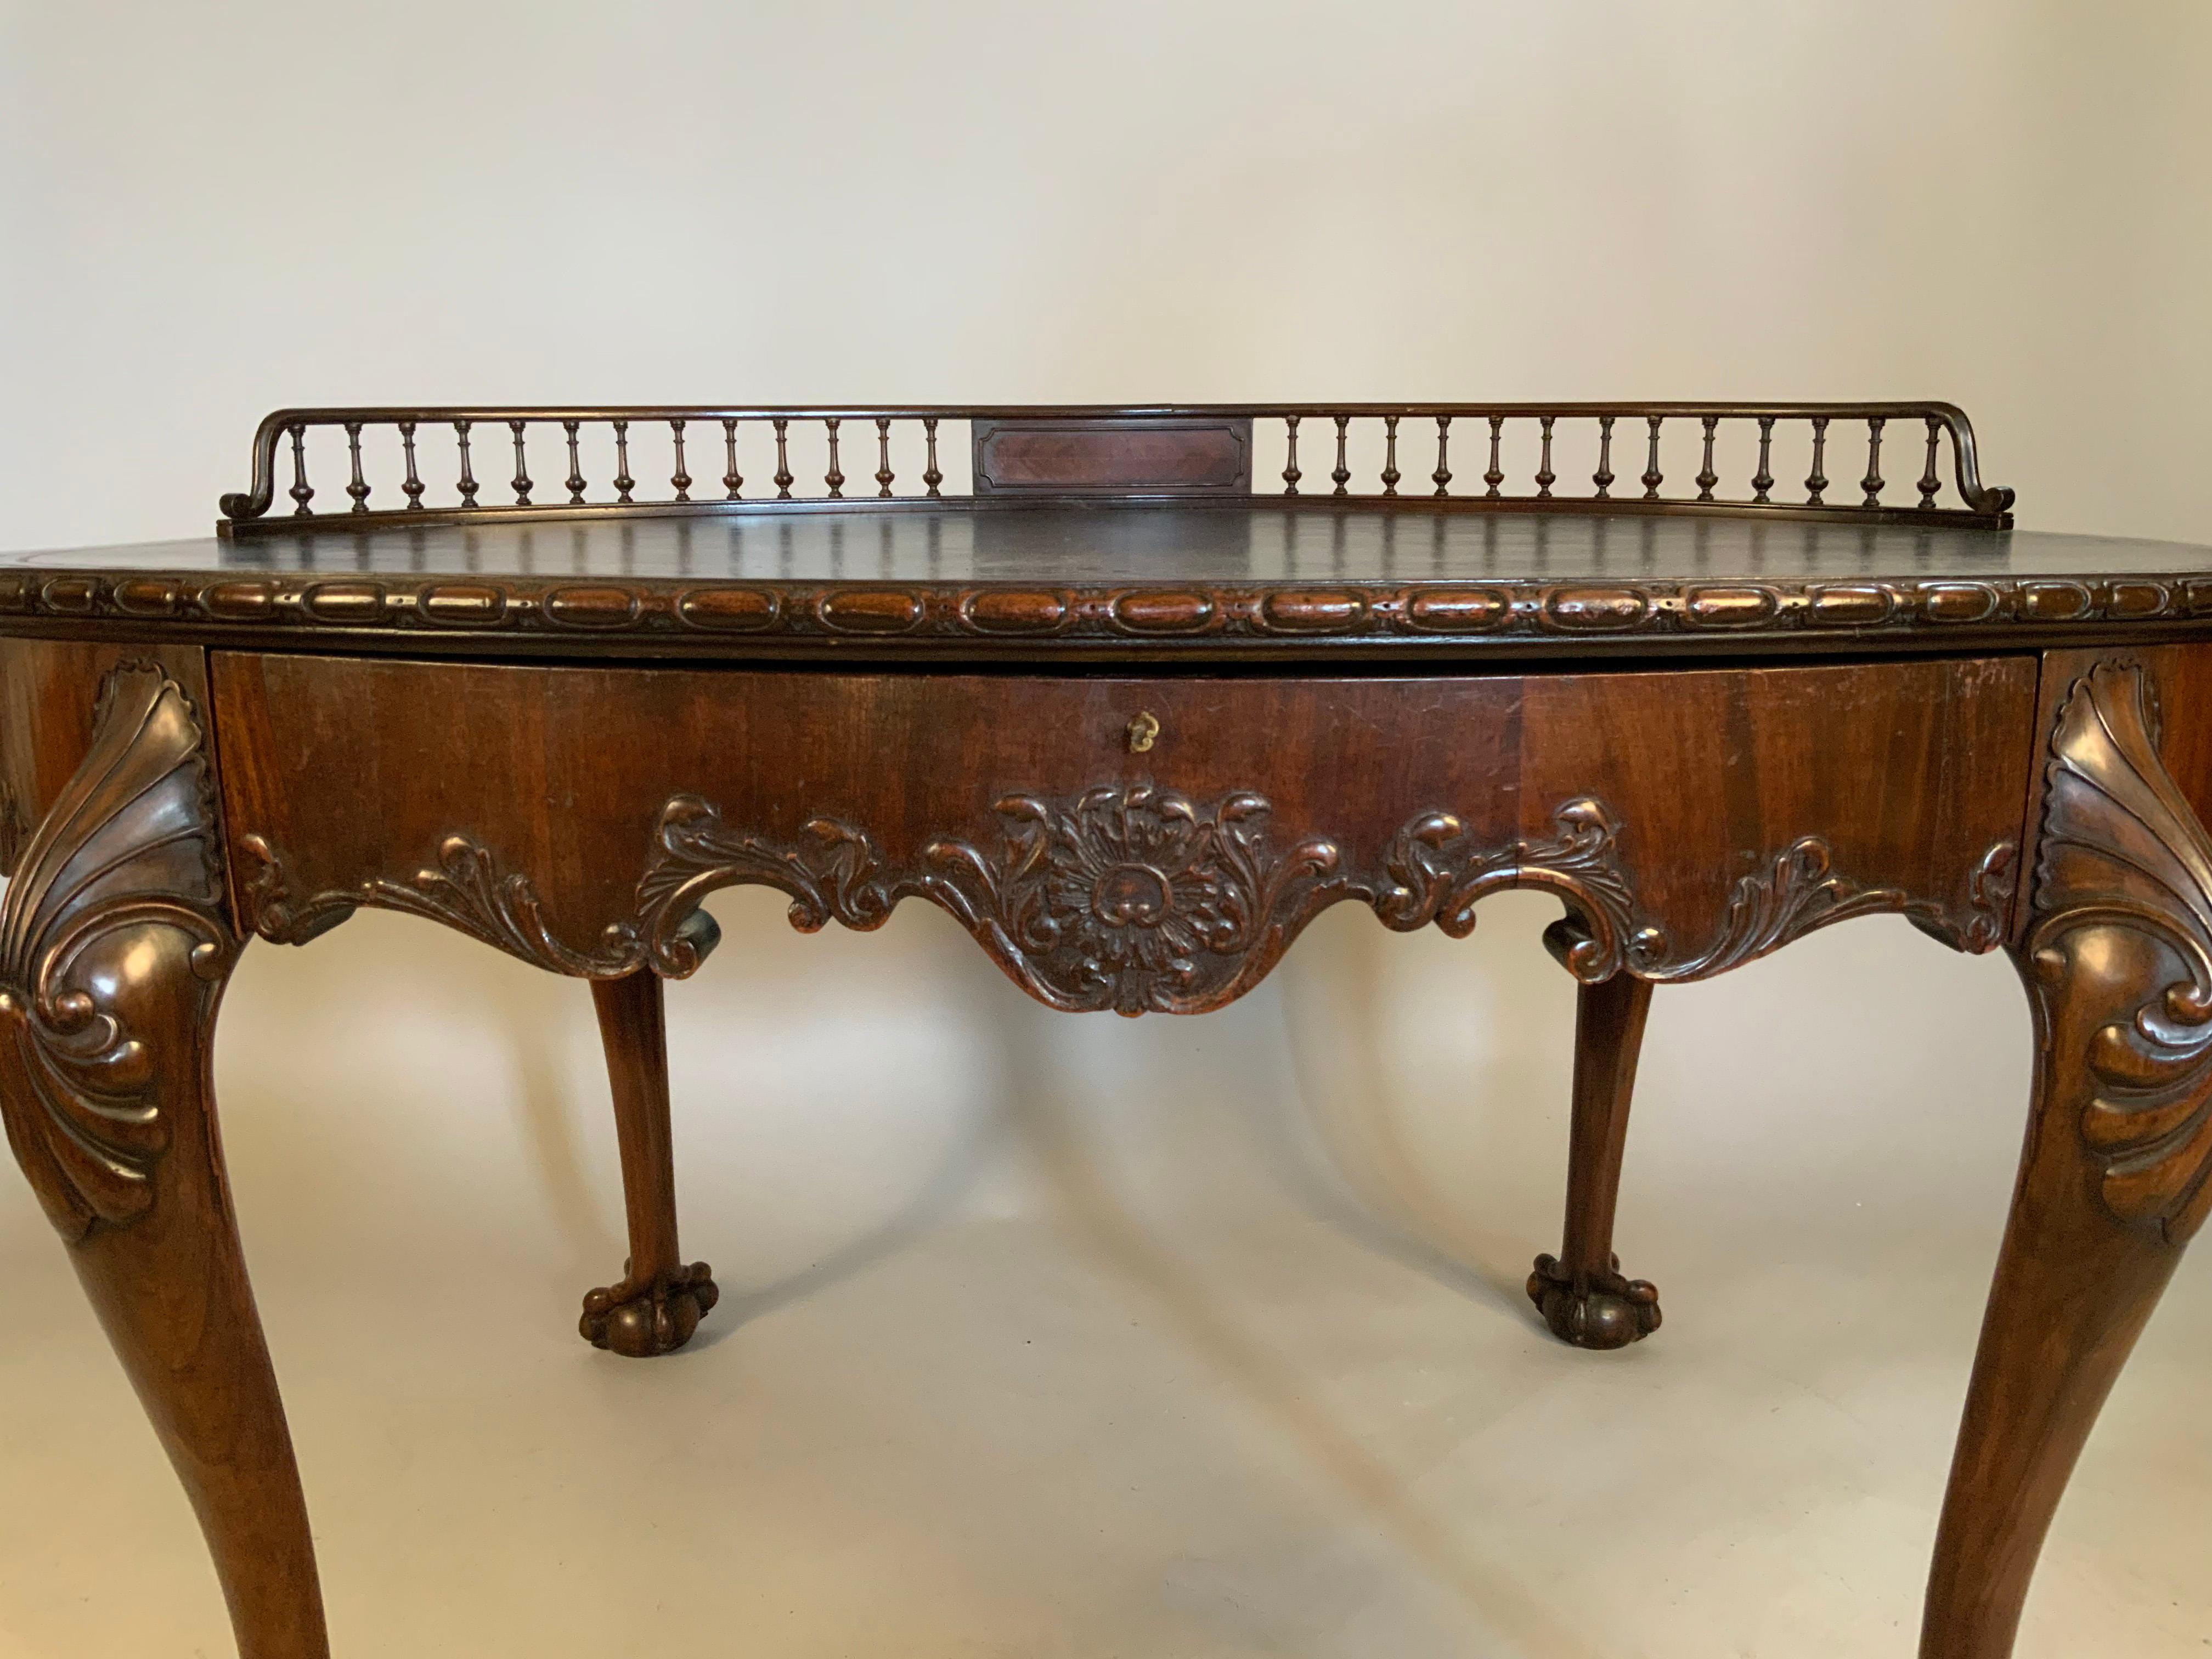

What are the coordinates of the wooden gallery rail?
(0, 400, 2204, 1658)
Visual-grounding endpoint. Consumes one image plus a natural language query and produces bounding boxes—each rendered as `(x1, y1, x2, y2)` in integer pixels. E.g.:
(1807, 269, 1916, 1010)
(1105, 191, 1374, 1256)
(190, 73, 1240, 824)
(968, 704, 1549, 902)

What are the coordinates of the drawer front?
(210, 653, 2036, 1012)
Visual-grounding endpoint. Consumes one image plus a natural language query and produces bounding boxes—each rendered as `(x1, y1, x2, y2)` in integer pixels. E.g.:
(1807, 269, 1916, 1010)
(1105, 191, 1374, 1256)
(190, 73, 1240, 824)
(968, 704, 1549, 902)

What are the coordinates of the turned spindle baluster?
(455, 420, 479, 509)
(563, 421, 586, 504)
(287, 423, 312, 515)
(612, 420, 634, 503)
(222, 403, 1979, 525)
(344, 421, 369, 513)
(509, 421, 532, 506)
(399, 420, 425, 510)
(669, 419, 691, 503)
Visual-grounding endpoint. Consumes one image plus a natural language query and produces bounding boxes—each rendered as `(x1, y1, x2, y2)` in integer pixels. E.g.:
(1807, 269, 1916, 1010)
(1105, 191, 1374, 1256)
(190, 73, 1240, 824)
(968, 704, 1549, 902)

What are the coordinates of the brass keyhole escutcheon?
(1126, 711, 1161, 753)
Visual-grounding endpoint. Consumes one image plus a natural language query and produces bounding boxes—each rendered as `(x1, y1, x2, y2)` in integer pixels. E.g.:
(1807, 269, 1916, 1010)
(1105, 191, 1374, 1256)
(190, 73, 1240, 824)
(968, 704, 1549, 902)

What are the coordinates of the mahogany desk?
(2, 402, 2206, 1657)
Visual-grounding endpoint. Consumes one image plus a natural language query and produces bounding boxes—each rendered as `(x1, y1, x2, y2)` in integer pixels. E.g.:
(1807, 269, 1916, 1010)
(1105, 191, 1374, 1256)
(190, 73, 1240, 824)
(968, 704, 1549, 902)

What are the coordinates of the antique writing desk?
(2, 402, 2208, 1657)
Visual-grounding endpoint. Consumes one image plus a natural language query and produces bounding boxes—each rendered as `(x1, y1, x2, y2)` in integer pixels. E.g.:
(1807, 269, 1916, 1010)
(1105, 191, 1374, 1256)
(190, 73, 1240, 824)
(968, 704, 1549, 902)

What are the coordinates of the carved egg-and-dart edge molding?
(9, 568, 2212, 646)
(241, 785, 2017, 1019)
(0, 663, 233, 1240)
(2025, 659, 2212, 1245)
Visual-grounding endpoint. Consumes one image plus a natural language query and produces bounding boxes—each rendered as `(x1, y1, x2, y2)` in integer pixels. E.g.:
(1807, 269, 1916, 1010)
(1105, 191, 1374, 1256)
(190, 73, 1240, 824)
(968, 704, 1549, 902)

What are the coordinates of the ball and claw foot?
(580, 1260, 720, 1357)
(1527, 1252, 1662, 1350)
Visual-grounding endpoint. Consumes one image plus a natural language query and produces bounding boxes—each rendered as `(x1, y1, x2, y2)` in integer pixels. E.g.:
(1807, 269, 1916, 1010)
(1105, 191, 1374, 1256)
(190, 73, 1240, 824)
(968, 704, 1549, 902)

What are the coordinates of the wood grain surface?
(0, 637, 327, 1658)
(210, 653, 2036, 1011)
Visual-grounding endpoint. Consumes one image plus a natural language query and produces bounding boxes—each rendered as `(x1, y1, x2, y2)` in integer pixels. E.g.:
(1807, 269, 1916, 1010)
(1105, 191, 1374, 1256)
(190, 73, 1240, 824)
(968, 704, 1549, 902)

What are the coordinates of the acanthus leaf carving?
(923, 786, 1348, 1015)
(243, 785, 2017, 1019)
(634, 794, 893, 977)
(625, 786, 2010, 1013)
(1371, 798, 1660, 980)
(1598, 833, 2019, 982)
(240, 830, 719, 980)
(2023, 660, 2212, 1244)
(0, 663, 232, 1240)
(1909, 839, 2020, 955)
(634, 785, 1351, 1015)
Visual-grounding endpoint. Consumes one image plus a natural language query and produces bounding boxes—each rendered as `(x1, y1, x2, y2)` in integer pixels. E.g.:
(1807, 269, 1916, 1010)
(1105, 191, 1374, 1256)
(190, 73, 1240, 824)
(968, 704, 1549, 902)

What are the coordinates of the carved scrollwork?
(0, 664, 232, 1239)
(2023, 661, 2212, 1244)
(926, 786, 1348, 1015)
(242, 783, 2017, 1016)
(634, 785, 1351, 1014)
(239, 830, 716, 980)
(1595, 833, 2019, 983)
(633, 795, 899, 978)
(1908, 840, 2021, 955)
(625, 787, 2011, 1013)
(1368, 799, 1658, 980)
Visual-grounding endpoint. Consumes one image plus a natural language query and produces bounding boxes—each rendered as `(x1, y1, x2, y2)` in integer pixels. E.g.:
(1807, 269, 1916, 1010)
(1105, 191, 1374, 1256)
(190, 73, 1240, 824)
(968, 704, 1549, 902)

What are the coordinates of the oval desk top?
(7, 505, 2212, 662)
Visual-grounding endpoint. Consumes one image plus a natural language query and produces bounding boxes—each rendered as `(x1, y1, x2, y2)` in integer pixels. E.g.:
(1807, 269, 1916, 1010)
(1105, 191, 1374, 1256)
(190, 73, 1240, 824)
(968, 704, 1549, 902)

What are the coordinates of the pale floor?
(2, 898, 2208, 1658)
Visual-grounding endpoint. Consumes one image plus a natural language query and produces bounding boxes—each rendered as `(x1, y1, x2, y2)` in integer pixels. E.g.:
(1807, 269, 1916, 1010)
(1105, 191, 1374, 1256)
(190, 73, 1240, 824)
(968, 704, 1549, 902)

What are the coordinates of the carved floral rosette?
(247, 775, 2017, 1019)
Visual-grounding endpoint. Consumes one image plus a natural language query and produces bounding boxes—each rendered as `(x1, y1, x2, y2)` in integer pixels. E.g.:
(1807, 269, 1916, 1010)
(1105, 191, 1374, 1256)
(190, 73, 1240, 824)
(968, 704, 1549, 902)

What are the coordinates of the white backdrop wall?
(3, 4, 2210, 1656)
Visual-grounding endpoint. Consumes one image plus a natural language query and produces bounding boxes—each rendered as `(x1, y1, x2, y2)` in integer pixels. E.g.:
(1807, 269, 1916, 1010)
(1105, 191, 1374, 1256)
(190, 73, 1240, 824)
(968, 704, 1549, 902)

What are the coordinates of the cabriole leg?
(1528, 969, 1662, 1349)
(1922, 662, 2210, 1658)
(57, 1011, 329, 1658)
(0, 664, 327, 1658)
(580, 969, 718, 1356)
